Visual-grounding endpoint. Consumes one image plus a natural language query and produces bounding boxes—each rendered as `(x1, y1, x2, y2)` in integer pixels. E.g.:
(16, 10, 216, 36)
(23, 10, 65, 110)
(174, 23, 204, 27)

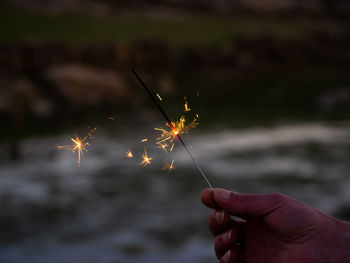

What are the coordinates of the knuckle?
(236, 194, 249, 206)
(269, 192, 287, 204)
(239, 194, 250, 202)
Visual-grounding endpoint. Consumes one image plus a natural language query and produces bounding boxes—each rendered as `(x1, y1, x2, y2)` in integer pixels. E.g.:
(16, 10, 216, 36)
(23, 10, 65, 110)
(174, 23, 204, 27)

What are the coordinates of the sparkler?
(132, 69, 213, 189)
(56, 127, 96, 167)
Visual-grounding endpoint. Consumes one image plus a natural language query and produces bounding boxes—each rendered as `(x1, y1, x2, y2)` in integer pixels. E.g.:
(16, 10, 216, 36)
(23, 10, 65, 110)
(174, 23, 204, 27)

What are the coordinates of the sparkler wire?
(132, 69, 213, 189)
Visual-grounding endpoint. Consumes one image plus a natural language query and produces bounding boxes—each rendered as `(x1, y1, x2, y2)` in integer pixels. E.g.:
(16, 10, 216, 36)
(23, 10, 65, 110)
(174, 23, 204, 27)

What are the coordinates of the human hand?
(201, 188, 350, 263)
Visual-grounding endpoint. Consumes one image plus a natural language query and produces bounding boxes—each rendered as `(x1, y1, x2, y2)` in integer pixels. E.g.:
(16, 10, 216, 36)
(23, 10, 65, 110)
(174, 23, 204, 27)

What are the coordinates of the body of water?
(0, 122, 349, 262)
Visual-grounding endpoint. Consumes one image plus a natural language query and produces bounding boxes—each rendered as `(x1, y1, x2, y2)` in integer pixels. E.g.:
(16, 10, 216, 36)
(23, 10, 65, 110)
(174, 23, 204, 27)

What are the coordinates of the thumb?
(213, 188, 286, 217)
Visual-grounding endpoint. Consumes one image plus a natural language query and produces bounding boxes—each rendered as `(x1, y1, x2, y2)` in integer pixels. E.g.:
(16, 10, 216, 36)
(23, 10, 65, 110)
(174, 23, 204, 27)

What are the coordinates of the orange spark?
(125, 150, 133, 158)
(140, 148, 153, 167)
(162, 160, 175, 172)
(108, 116, 116, 120)
(56, 127, 96, 167)
(184, 97, 191, 112)
(141, 138, 148, 142)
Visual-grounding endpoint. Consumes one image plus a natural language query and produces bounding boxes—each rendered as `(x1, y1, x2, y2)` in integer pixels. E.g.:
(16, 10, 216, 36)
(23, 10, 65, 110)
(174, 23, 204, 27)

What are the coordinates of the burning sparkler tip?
(154, 116, 198, 151)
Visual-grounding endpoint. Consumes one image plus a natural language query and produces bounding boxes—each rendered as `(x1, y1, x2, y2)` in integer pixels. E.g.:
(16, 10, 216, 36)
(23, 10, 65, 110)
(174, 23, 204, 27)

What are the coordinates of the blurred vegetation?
(0, 11, 345, 47)
(0, 10, 349, 142)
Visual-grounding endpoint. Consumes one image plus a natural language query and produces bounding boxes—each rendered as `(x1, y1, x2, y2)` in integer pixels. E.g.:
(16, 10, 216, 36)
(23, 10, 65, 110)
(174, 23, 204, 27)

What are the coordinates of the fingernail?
(214, 189, 232, 200)
(222, 229, 232, 242)
(222, 250, 231, 263)
(215, 210, 225, 224)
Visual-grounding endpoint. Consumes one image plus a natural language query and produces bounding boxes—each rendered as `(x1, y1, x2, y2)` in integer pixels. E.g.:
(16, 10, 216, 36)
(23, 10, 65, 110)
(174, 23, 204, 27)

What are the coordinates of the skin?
(201, 188, 350, 263)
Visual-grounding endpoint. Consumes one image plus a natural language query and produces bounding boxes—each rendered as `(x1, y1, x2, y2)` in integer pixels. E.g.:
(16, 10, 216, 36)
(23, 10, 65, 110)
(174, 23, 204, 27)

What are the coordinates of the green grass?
(0, 12, 311, 47)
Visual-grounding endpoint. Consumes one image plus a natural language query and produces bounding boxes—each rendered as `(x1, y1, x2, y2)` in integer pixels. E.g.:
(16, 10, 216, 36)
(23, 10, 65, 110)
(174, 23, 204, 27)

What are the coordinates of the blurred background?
(0, 1, 350, 262)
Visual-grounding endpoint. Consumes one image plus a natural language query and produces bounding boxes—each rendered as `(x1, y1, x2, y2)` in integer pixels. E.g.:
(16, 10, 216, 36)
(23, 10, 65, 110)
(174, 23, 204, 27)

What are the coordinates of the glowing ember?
(56, 127, 96, 167)
(107, 116, 116, 120)
(156, 93, 163, 101)
(140, 148, 153, 167)
(162, 160, 175, 172)
(141, 138, 148, 142)
(125, 150, 133, 158)
(154, 116, 198, 150)
(184, 97, 191, 112)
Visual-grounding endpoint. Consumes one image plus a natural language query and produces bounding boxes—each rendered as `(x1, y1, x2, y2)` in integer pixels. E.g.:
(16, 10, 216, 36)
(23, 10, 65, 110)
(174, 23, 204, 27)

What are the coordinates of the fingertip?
(219, 250, 231, 263)
(219, 246, 240, 263)
(200, 188, 212, 203)
(201, 188, 219, 209)
(201, 188, 213, 199)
